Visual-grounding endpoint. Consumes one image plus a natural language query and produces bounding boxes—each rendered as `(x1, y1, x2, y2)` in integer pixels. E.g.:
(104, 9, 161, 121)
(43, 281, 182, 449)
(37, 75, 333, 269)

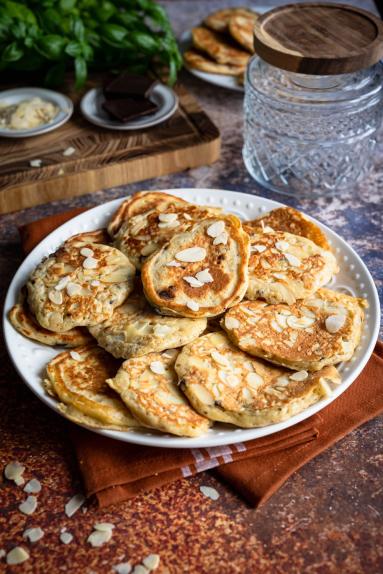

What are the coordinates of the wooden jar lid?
(253, 2, 383, 74)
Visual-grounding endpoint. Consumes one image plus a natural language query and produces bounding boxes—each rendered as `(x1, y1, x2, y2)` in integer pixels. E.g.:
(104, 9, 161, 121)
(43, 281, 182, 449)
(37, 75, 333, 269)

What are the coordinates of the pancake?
(44, 345, 139, 430)
(89, 290, 207, 359)
(9, 302, 93, 347)
(222, 289, 366, 371)
(184, 49, 246, 76)
(142, 215, 250, 318)
(108, 191, 188, 238)
(245, 228, 338, 304)
(65, 229, 111, 247)
(204, 8, 256, 32)
(110, 197, 221, 269)
(107, 350, 210, 437)
(175, 332, 341, 427)
(229, 13, 258, 53)
(246, 207, 331, 251)
(27, 241, 135, 332)
(192, 27, 250, 66)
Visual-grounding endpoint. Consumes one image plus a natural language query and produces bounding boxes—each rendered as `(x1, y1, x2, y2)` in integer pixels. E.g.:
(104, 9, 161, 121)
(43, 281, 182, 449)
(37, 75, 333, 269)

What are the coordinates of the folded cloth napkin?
(19, 208, 383, 508)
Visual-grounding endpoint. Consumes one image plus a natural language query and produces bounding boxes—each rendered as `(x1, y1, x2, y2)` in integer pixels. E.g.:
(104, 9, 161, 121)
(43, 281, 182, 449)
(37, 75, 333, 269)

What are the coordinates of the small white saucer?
(80, 84, 178, 130)
(0, 87, 73, 138)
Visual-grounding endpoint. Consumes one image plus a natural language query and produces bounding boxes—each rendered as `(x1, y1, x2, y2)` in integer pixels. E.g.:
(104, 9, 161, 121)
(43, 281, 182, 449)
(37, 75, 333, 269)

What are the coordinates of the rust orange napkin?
(19, 209, 383, 508)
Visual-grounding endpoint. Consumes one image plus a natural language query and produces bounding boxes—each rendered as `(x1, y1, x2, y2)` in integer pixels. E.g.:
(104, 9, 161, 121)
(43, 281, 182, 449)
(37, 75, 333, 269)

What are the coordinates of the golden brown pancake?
(204, 8, 256, 32)
(65, 228, 111, 247)
(142, 215, 250, 318)
(222, 289, 366, 371)
(107, 349, 210, 437)
(184, 49, 246, 76)
(245, 207, 331, 251)
(44, 345, 139, 430)
(229, 13, 258, 52)
(192, 27, 250, 66)
(175, 332, 341, 427)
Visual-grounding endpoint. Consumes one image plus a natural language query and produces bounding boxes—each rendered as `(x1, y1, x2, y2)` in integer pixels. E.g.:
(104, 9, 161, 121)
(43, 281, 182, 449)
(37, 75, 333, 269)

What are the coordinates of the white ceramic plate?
(3, 189, 380, 448)
(0, 87, 73, 138)
(80, 84, 178, 130)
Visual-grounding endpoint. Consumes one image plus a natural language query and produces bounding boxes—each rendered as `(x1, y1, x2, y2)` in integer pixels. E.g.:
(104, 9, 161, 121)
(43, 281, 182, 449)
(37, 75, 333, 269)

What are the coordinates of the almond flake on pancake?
(207, 221, 225, 238)
(225, 316, 240, 329)
(186, 300, 200, 312)
(24, 479, 41, 493)
(325, 314, 346, 333)
(166, 260, 182, 267)
(159, 213, 178, 223)
(23, 527, 44, 543)
(158, 220, 180, 229)
(66, 282, 82, 296)
(195, 269, 213, 283)
(69, 350, 83, 362)
(65, 493, 86, 517)
(94, 522, 115, 532)
(213, 231, 228, 245)
(60, 532, 73, 544)
(80, 247, 94, 257)
(91, 280, 100, 287)
(153, 324, 172, 336)
(284, 253, 301, 267)
(183, 276, 204, 288)
(289, 370, 308, 381)
(250, 244, 266, 253)
(150, 361, 165, 375)
(83, 256, 98, 269)
(286, 316, 315, 329)
(275, 240, 289, 252)
(246, 372, 264, 388)
(55, 276, 71, 290)
(175, 247, 207, 262)
(141, 244, 158, 256)
(19, 495, 37, 515)
(143, 554, 160, 570)
(211, 350, 229, 366)
(4, 461, 25, 485)
(6, 547, 29, 565)
(183, 213, 192, 220)
(48, 290, 63, 305)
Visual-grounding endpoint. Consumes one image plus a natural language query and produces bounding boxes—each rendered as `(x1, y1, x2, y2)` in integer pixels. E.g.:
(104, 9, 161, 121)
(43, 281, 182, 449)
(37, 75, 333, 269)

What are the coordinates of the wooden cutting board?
(0, 85, 220, 214)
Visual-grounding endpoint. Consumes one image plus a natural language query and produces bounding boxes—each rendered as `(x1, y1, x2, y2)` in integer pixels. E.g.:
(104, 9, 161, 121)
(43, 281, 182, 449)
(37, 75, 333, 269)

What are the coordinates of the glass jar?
(243, 59, 383, 196)
(243, 2, 383, 197)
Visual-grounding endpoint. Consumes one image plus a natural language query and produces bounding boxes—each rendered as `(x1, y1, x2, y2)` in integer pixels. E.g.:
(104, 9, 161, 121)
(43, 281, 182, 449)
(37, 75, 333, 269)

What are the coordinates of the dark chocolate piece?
(102, 98, 158, 123)
(104, 74, 158, 99)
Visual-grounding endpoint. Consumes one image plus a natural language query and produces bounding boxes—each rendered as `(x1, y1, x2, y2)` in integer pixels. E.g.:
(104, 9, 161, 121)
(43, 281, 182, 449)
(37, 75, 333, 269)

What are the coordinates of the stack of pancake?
(184, 7, 258, 86)
(9, 192, 367, 437)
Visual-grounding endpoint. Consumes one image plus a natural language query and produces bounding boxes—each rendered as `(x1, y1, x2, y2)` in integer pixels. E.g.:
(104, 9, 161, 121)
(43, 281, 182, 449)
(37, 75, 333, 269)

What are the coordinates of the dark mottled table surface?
(0, 1, 382, 573)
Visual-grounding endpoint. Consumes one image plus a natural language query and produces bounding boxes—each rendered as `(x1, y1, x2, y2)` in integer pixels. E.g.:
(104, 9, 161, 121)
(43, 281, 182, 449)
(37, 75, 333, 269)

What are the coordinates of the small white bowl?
(0, 87, 73, 138)
(80, 83, 178, 130)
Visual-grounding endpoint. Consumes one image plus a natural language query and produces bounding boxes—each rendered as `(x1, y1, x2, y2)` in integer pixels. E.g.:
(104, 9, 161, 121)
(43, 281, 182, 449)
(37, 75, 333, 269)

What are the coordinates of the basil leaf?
(101, 23, 127, 43)
(65, 40, 82, 57)
(37, 34, 66, 60)
(74, 55, 86, 88)
(2, 42, 23, 62)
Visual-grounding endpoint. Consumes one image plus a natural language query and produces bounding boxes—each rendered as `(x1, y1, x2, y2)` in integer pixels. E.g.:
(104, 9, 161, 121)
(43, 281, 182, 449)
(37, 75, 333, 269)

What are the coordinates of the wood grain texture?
(0, 85, 220, 214)
(253, 2, 383, 74)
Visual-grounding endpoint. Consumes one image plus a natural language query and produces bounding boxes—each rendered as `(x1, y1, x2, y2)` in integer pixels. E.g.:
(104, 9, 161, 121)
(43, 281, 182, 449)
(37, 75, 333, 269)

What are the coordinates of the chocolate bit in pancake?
(104, 73, 158, 99)
(102, 98, 158, 123)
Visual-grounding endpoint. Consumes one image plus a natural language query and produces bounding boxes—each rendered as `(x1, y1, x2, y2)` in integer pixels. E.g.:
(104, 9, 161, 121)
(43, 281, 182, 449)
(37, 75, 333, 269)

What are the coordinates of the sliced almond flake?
(143, 554, 160, 571)
(206, 221, 225, 238)
(301, 307, 316, 319)
(87, 529, 112, 547)
(275, 314, 288, 329)
(276, 376, 289, 386)
(91, 280, 100, 287)
(48, 290, 63, 305)
(192, 384, 214, 405)
(141, 244, 158, 256)
(289, 370, 309, 382)
(270, 320, 283, 333)
(30, 159, 42, 168)
(275, 240, 289, 252)
(66, 282, 82, 296)
(250, 244, 267, 253)
(261, 222, 274, 233)
(175, 247, 206, 263)
(287, 316, 315, 329)
(224, 316, 240, 330)
(80, 247, 94, 257)
(0, 549, 5, 558)
(63, 146, 76, 157)
(158, 213, 178, 223)
(261, 259, 271, 270)
(19, 495, 37, 515)
(195, 269, 213, 283)
(186, 300, 199, 312)
(183, 276, 204, 288)
(213, 231, 228, 246)
(226, 374, 240, 387)
(319, 379, 333, 397)
(24, 478, 41, 494)
(153, 324, 172, 337)
(273, 272, 286, 280)
(94, 522, 115, 532)
(284, 253, 301, 267)
(132, 566, 149, 574)
(246, 372, 263, 388)
(183, 213, 192, 221)
(341, 340, 353, 354)
(113, 563, 132, 574)
(218, 370, 228, 384)
(83, 256, 98, 269)
(150, 361, 165, 375)
(55, 275, 71, 290)
(23, 527, 44, 543)
(60, 532, 73, 545)
(6, 547, 29, 565)
(4, 461, 25, 485)
(242, 387, 253, 400)
(211, 351, 229, 366)
(244, 361, 254, 371)
(265, 387, 282, 397)
(166, 260, 181, 267)
(200, 485, 220, 500)
(158, 220, 179, 229)
(162, 349, 178, 360)
(69, 350, 83, 362)
(65, 493, 86, 517)
(325, 314, 346, 334)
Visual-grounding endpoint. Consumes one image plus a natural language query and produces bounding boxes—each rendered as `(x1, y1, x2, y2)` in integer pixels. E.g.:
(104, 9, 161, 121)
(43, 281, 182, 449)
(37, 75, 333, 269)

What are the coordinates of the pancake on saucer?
(184, 49, 246, 76)
(245, 228, 338, 304)
(245, 207, 331, 251)
(222, 289, 366, 371)
(228, 13, 258, 52)
(192, 27, 250, 66)
(89, 290, 207, 359)
(142, 215, 250, 318)
(175, 332, 341, 427)
(44, 345, 139, 430)
(27, 241, 135, 332)
(107, 349, 210, 437)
